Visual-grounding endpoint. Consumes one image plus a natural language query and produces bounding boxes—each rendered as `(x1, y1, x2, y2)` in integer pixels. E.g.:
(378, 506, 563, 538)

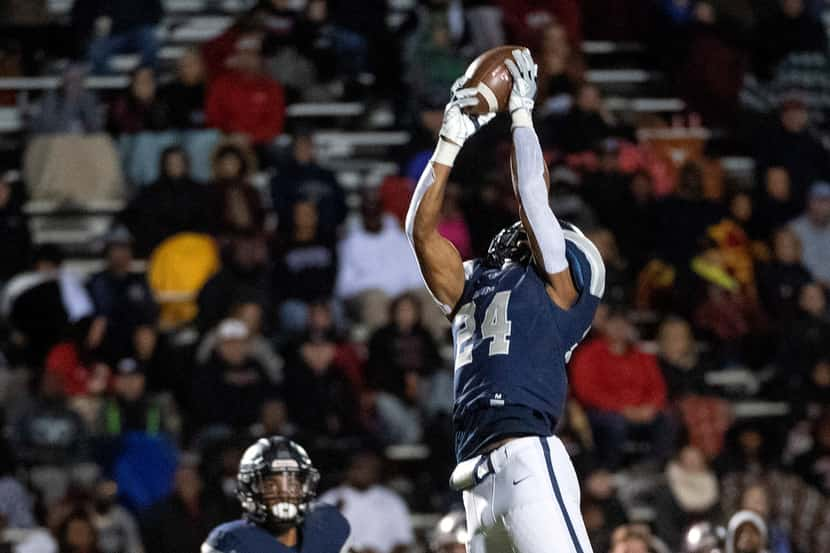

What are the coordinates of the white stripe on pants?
(461, 436, 593, 553)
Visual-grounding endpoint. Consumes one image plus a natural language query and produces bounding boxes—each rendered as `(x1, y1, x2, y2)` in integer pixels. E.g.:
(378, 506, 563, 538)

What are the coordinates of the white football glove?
(504, 48, 537, 128)
(431, 77, 496, 167)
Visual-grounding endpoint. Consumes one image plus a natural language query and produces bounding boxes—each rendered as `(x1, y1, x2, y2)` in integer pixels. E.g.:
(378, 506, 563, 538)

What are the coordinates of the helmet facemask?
(261, 469, 317, 525)
(486, 221, 532, 268)
(237, 441, 320, 530)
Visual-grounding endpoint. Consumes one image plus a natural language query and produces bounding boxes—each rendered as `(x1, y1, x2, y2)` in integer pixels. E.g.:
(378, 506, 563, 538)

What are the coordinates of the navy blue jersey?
(452, 229, 605, 461)
(202, 503, 350, 553)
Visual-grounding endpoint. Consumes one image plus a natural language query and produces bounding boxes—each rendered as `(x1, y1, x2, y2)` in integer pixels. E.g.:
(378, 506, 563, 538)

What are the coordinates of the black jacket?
(159, 81, 206, 129)
(121, 177, 212, 257)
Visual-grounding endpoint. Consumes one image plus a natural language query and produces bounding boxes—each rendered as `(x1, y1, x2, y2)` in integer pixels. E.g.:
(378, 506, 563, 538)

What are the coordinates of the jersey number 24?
(454, 291, 512, 370)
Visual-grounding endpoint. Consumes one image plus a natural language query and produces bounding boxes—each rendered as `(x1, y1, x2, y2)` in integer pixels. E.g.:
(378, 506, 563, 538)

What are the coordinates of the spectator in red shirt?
(205, 42, 285, 149)
(570, 306, 673, 469)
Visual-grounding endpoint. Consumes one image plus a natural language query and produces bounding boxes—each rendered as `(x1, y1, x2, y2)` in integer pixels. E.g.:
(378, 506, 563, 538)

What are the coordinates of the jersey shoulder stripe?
(563, 229, 605, 299)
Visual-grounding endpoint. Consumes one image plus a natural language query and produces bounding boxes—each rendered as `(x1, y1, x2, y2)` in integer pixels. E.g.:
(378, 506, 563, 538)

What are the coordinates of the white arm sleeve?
(404, 163, 454, 315)
(512, 126, 568, 274)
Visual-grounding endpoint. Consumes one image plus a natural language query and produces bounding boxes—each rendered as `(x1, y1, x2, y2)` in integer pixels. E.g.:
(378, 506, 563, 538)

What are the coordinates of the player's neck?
(276, 526, 298, 548)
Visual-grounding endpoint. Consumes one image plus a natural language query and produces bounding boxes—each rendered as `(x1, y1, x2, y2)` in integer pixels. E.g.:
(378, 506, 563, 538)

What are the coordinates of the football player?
(201, 436, 351, 553)
(405, 48, 604, 553)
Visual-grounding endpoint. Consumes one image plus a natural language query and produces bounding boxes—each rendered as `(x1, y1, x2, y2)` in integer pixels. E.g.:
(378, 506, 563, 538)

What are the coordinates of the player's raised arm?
(504, 49, 579, 309)
(405, 82, 495, 316)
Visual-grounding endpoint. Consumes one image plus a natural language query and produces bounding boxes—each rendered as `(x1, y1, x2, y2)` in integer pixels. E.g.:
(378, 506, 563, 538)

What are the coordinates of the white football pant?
(460, 436, 594, 553)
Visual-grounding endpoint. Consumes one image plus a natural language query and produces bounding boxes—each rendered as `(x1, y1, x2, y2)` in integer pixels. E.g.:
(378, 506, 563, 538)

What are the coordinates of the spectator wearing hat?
(96, 358, 179, 439)
(789, 181, 830, 286)
(724, 510, 769, 553)
(87, 227, 158, 366)
(195, 301, 283, 385)
(190, 319, 277, 431)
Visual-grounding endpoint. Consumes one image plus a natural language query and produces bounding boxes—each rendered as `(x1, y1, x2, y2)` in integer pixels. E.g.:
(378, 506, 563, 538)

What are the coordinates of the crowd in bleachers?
(0, 1, 830, 553)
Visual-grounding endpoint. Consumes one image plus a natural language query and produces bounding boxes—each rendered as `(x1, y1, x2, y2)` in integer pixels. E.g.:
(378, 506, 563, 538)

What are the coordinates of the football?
(460, 45, 527, 115)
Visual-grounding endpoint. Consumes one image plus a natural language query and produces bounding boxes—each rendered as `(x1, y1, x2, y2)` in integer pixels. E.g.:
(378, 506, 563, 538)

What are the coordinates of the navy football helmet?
(486, 221, 531, 268)
(486, 220, 580, 268)
(237, 436, 320, 529)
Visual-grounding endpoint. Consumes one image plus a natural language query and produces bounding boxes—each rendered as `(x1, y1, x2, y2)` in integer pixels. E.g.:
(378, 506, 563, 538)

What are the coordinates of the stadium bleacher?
(1, 1, 830, 552)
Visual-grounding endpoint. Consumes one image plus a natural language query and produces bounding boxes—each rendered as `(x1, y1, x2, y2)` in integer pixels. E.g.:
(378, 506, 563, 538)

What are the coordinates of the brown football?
(460, 45, 526, 115)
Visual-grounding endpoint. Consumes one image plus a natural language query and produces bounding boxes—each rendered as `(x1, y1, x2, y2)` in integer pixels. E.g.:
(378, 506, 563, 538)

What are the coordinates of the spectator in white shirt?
(790, 181, 830, 287)
(335, 191, 422, 331)
(320, 450, 414, 553)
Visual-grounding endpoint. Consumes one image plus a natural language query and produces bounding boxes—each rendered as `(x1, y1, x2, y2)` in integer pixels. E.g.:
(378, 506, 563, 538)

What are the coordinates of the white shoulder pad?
(562, 229, 605, 299)
(463, 259, 479, 280)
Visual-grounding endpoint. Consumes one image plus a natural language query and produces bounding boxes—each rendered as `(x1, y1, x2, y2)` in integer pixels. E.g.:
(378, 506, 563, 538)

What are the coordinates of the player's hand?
(439, 77, 496, 147)
(504, 48, 537, 128)
(431, 77, 496, 166)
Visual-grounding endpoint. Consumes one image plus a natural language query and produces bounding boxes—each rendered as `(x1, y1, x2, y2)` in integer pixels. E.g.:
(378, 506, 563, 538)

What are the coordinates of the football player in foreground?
(202, 436, 351, 553)
(405, 48, 605, 553)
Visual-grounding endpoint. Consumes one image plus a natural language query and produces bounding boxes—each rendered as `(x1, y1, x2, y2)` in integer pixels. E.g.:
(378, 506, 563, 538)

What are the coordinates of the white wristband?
(431, 138, 461, 167)
(511, 108, 533, 129)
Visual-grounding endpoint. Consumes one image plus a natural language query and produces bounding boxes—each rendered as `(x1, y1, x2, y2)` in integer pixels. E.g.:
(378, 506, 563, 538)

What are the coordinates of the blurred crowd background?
(0, 0, 829, 552)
